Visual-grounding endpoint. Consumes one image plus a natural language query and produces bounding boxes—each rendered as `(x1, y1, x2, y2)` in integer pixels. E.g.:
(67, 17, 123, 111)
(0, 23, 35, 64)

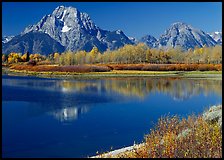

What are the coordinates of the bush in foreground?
(142, 115, 222, 158)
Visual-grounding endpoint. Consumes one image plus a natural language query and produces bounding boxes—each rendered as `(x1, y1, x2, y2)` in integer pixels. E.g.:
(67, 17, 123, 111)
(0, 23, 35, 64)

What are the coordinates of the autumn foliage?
(143, 115, 222, 158)
(2, 44, 222, 65)
(2, 44, 222, 72)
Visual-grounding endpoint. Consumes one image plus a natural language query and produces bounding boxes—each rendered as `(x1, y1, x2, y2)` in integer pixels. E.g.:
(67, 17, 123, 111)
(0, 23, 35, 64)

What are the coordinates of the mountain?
(139, 35, 158, 48)
(2, 32, 65, 55)
(2, 36, 14, 43)
(209, 31, 222, 44)
(157, 22, 217, 50)
(2, 6, 220, 55)
(21, 5, 133, 52)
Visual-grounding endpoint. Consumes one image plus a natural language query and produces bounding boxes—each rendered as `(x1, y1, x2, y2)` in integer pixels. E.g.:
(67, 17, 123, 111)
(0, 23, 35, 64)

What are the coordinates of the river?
(2, 75, 222, 157)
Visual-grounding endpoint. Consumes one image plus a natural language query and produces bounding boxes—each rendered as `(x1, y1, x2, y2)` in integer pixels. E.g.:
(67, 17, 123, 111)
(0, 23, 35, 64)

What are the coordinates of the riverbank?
(2, 66, 222, 80)
(91, 104, 222, 158)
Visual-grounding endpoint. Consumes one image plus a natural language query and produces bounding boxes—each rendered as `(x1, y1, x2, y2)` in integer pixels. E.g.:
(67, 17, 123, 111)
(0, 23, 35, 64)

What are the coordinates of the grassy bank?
(2, 63, 222, 79)
(94, 105, 222, 158)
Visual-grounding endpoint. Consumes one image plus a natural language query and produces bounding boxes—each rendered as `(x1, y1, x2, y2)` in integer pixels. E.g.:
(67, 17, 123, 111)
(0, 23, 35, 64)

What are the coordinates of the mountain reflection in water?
(48, 106, 89, 122)
(2, 76, 222, 122)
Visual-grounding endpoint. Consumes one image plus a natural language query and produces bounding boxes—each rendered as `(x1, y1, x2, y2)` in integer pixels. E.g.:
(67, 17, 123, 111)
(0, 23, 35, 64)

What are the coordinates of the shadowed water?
(2, 75, 222, 158)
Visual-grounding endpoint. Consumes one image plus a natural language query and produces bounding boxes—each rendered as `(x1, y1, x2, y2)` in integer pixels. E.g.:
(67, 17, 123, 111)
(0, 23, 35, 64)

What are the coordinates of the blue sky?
(2, 2, 222, 39)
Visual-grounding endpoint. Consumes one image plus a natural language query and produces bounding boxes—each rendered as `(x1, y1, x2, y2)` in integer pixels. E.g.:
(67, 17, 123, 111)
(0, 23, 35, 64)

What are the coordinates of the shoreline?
(90, 143, 146, 158)
(2, 67, 222, 80)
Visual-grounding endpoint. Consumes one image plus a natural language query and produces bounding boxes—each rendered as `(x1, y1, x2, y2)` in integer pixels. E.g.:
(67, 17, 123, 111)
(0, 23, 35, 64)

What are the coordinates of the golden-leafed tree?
(53, 52, 60, 64)
(75, 50, 87, 64)
(88, 46, 99, 64)
(7, 52, 22, 63)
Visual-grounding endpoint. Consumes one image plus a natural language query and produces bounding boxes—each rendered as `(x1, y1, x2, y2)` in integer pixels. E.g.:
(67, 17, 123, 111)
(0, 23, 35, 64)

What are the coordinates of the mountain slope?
(2, 32, 65, 55)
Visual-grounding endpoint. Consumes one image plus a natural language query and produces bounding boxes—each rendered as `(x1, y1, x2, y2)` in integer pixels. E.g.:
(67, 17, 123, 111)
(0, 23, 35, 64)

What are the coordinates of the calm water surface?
(2, 75, 222, 158)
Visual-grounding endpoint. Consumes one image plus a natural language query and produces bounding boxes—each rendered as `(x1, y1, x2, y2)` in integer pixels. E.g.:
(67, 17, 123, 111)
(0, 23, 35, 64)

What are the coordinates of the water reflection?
(48, 106, 89, 122)
(3, 76, 222, 100)
(2, 75, 222, 122)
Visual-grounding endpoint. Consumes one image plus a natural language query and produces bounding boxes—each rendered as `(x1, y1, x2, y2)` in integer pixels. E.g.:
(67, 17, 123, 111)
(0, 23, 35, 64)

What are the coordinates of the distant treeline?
(2, 43, 222, 65)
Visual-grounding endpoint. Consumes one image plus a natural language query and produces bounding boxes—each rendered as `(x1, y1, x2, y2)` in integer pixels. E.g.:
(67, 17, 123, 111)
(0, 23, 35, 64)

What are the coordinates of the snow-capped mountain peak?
(158, 22, 217, 50)
(170, 22, 189, 28)
(20, 6, 133, 52)
(116, 30, 123, 34)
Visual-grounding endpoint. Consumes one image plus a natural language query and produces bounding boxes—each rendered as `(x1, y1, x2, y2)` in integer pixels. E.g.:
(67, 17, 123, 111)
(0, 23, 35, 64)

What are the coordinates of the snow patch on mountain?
(62, 25, 71, 32)
(128, 36, 138, 44)
(2, 36, 14, 43)
(209, 31, 222, 44)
